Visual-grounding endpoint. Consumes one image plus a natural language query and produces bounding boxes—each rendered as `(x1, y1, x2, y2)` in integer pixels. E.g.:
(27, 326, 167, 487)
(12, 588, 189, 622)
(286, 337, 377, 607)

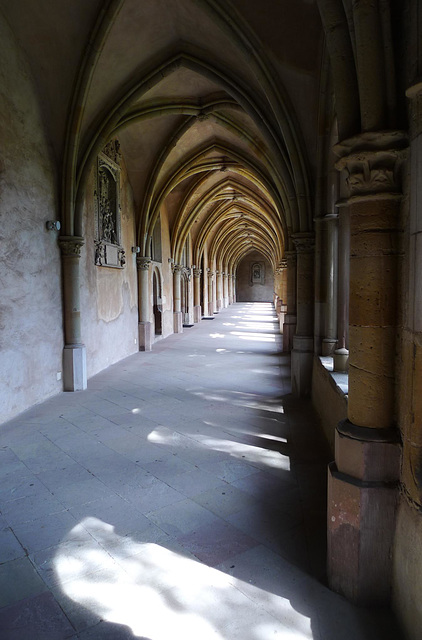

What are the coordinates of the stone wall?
(80, 161, 138, 378)
(0, 16, 64, 421)
(236, 252, 274, 302)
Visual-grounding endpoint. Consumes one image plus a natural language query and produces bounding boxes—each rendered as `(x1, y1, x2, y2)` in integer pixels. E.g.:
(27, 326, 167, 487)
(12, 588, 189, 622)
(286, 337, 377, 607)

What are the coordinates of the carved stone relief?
(94, 140, 125, 268)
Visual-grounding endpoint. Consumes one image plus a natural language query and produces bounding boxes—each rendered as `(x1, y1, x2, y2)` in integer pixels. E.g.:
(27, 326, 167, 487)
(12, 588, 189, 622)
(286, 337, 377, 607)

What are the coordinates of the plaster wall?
(236, 252, 274, 302)
(80, 161, 138, 378)
(0, 16, 64, 422)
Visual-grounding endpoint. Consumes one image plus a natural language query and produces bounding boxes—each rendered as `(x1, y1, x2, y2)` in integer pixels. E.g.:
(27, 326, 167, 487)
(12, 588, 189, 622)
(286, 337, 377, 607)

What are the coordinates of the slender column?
(334, 204, 350, 372)
(172, 264, 183, 333)
(228, 274, 234, 304)
(59, 236, 87, 391)
(193, 268, 202, 323)
(232, 275, 236, 302)
(277, 260, 287, 333)
(223, 272, 229, 308)
(202, 266, 209, 318)
(137, 256, 152, 351)
(322, 214, 339, 355)
(327, 131, 407, 605)
(207, 270, 214, 315)
(216, 270, 223, 311)
(291, 234, 315, 397)
(282, 251, 297, 351)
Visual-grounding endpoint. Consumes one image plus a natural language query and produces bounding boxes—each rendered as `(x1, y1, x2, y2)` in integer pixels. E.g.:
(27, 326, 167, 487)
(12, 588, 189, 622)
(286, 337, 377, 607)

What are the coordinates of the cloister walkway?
(0, 303, 401, 639)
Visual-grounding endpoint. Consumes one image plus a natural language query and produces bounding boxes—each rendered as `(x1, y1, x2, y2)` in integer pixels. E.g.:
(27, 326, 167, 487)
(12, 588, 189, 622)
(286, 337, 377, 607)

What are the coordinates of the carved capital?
(193, 268, 202, 278)
(59, 236, 85, 258)
(334, 131, 408, 199)
(136, 256, 151, 271)
(102, 139, 121, 165)
(118, 248, 126, 268)
(208, 270, 215, 278)
(284, 251, 297, 267)
(292, 233, 315, 253)
(172, 263, 183, 274)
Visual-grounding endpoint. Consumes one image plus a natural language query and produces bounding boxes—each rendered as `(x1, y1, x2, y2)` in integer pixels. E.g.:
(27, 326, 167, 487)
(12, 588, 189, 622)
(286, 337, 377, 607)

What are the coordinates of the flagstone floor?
(0, 303, 403, 639)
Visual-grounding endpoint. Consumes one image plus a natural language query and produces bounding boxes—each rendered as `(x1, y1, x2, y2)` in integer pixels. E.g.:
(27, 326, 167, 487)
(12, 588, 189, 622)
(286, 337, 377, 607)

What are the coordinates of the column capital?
(59, 236, 84, 257)
(136, 256, 152, 271)
(193, 268, 202, 278)
(334, 131, 408, 200)
(292, 233, 315, 253)
(284, 250, 297, 266)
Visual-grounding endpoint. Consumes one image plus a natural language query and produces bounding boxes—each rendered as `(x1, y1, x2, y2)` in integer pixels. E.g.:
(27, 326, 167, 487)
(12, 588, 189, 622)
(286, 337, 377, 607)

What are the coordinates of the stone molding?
(292, 233, 315, 253)
(59, 236, 85, 257)
(193, 268, 202, 278)
(334, 131, 408, 199)
(172, 263, 183, 274)
(102, 139, 122, 165)
(406, 81, 422, 139)
(136, 256, 152, 271)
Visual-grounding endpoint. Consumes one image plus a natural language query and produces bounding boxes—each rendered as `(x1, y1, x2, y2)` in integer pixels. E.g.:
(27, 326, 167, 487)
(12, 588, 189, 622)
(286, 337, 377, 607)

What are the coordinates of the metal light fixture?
(46, 220, 61, 231)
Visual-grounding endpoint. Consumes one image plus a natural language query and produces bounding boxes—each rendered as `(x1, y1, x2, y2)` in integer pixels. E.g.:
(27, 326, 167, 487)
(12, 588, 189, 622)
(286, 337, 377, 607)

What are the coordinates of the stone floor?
(0, 302, 403, 639)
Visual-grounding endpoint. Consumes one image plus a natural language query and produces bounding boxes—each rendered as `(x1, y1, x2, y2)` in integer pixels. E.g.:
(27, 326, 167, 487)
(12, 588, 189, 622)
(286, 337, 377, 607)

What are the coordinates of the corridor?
(0, 303, 401, 639)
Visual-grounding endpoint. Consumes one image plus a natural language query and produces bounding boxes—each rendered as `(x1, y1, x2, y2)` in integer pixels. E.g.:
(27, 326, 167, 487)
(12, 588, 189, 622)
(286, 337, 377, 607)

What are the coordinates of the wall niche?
(94, 140, 126, 268)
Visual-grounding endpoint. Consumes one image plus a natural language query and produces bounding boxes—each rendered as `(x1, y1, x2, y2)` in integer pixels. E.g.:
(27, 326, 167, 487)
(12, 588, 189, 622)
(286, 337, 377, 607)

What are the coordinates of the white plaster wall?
(0, 15, 64, 422)
(80, 163, 138, 378)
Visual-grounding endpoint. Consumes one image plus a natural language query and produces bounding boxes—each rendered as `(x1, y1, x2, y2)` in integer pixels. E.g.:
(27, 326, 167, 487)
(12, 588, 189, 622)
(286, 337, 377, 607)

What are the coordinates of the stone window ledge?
(319, 356, 348, 398)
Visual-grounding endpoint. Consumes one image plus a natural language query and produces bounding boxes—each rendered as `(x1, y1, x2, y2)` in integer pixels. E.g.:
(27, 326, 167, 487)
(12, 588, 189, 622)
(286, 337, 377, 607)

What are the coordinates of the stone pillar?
(173, 264, 183, 333)
(334, 204, 350, 372)
(327, 131, 407, 605)
(277, 260, 287, 333)
(216, 270, 223, 311)
(321, 214, 339, 356)
(59, 236, 87, 391)
(291, 233, 315, 397)
(228, 274, 234, 304)
(137, 256, 153, 351)
(232, 275, 236, 302)
(282, 251, 297, 351)
(193, 268, 202, 323)
(208, 270, 214, 315)
(223, 272, 229, 308)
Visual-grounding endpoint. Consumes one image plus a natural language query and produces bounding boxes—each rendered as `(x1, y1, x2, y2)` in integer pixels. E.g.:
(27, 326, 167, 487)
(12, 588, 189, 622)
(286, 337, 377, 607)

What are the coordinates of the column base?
(223, 297, 229, 308)
(229, 296, 233, 305)
(194, 306, 202, 323)
(333, 347, 349, 372)
(173, 311, 183, 333)
(138, 321, 153, 351)
(291, 335, 313, 397)
(63, 345, 87, 391)
(322, 338, 337, 356)
(328, 420, 401, 605)
(282, 314, 296, 352)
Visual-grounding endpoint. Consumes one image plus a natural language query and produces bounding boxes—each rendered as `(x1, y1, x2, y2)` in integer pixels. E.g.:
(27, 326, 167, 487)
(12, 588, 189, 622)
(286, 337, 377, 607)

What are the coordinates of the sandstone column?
(207, 269, 215, 315)
(216, 270, 223, 311)
(59, 236, 87, 391)
(327, 131, 407, 604)
(322, 214, 338, 356)
(193, 268, 202, 323)
(334, 204, 350, 372)
(228, 274, 234, 304)
(291, 233, 315, 396)
(172, 264, 183, 333)
(137, 256, 152, 350)
(277, 260, 287, 334)
(223, 272, 229, 308)
(282, 251, 297, 351)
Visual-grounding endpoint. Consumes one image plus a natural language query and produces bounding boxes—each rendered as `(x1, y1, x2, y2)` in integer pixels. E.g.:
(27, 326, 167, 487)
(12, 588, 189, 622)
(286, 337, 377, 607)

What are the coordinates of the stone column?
(322, 214, 339, 356)
(334, 204, 350, 372)
(207, 270, 215, 315)
(172, 264, 183, 333)
(282, 251, 297, 351)
(223, 272, 229, 308)
(59, 236, 87, 391)
(327, 131, 407, 605)
(291, 233, 315, 397)
(232, 275, 236, 302)
(193, 268, 202, 323)
(136, 256, 152, 351)
(202, 267, 209, 318)
(228, 274, 234, 305)
(277, 260, 287, 334)
(216, 270, 223, 311)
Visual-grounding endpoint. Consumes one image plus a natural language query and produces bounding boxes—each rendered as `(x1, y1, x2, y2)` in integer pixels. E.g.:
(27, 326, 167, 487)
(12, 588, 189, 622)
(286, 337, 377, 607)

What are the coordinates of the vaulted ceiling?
(1, 0, 324, 269)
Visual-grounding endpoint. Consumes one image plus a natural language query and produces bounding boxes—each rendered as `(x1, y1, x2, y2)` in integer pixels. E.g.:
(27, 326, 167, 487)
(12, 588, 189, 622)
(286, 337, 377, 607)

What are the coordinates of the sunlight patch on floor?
(54, 518, 312, 640)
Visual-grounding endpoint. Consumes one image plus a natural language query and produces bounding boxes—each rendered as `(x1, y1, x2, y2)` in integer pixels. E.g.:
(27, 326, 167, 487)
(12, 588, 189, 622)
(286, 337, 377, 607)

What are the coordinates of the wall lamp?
(46, 220, 61, 231)
(132, 246, 141, 253)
